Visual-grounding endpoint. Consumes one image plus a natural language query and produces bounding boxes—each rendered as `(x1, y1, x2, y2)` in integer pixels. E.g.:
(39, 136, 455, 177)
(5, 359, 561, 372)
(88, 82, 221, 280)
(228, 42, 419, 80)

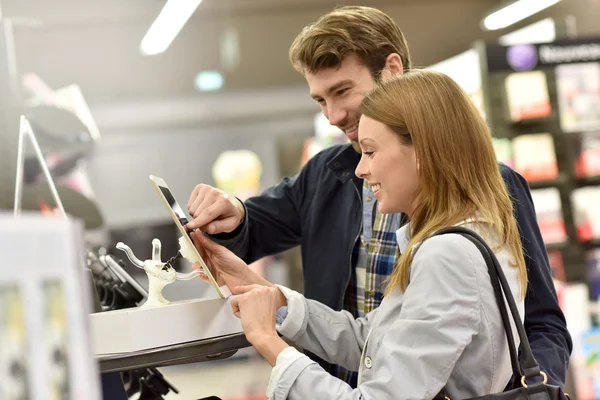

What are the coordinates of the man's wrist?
(235, 197, 246, 224)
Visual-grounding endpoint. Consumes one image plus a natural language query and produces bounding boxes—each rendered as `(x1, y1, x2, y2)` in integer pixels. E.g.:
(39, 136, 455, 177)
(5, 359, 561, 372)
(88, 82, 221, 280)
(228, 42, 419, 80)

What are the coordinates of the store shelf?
(545, 241, 570, 251)
(508, 116, 553, 127)
(528, 175, 567, 190)
(576, 175, 600, 188)
(581, 238, 600, 250)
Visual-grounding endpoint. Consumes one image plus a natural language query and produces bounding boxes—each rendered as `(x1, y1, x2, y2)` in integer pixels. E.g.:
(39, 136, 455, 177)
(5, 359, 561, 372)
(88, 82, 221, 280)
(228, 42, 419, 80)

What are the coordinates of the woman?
(191, 70, 528, 400)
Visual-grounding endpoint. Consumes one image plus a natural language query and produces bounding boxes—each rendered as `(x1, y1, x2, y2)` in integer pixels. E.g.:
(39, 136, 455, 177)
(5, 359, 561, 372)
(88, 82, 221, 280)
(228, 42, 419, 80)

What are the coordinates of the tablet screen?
(157, 185, 191, 229)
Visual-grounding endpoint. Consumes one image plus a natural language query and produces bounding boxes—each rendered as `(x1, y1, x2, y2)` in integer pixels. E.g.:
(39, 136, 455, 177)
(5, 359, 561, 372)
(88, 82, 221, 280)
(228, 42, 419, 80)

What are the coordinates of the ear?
(380, 53, 404, 80)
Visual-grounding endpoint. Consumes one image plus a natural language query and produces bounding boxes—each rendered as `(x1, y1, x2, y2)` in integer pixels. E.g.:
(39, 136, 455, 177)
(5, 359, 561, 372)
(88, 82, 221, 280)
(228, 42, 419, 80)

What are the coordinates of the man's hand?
(186, 184, 245, 234)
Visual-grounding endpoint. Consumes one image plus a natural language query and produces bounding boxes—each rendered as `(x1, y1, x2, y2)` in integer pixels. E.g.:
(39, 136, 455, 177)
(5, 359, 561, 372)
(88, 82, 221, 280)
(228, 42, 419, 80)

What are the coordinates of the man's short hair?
(289, 6, 411, 78)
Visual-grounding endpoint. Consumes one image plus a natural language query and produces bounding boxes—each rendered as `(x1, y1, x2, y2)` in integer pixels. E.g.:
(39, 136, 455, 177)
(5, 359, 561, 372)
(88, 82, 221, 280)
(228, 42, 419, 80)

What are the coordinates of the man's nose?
(326, 103, 347, 127)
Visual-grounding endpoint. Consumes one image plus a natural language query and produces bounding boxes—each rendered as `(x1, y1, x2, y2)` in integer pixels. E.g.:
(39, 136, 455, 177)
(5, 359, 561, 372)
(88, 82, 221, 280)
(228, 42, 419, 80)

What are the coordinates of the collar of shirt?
(396, 223, 412, 254)
(395, 216, 491, 254)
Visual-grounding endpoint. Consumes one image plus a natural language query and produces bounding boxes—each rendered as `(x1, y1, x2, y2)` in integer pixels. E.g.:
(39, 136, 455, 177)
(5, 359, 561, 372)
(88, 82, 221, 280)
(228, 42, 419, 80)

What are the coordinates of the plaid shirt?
(338, 180, 403, 387)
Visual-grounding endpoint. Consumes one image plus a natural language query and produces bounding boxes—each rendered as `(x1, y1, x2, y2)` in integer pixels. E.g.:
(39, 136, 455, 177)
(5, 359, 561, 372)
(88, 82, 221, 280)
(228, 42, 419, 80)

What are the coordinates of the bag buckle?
(521, 371, 548, 388)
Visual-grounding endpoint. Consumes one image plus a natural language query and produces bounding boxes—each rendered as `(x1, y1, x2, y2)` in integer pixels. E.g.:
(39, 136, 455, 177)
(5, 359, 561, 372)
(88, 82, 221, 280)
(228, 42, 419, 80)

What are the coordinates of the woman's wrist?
(274, 287, 287, 309)
(252, 334, 290, 367)
(257, 283, 287, 309)
(230, 264, 287, 308)
(255, 282, 287, 309)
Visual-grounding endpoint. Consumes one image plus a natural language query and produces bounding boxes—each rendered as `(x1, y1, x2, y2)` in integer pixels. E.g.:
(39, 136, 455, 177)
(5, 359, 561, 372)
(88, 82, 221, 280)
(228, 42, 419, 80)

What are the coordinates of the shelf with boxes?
(477, 36, 600, 398)
(483, 38, 600, 289)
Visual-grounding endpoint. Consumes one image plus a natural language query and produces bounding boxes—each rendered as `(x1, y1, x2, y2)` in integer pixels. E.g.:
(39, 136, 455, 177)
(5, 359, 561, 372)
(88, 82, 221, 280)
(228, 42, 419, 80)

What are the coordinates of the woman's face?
(355, 116, 419, 215)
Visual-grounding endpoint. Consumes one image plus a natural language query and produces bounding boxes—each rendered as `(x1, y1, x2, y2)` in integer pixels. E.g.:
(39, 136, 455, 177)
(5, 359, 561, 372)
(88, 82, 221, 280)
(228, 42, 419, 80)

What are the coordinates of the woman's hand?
(189, 230, 266, 290)
(231, 284, 289, 365)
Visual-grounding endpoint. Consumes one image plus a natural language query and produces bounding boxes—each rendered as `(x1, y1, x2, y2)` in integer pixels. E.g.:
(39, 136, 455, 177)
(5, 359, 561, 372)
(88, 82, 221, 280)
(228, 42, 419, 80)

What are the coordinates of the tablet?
(149, 175, 231, 299)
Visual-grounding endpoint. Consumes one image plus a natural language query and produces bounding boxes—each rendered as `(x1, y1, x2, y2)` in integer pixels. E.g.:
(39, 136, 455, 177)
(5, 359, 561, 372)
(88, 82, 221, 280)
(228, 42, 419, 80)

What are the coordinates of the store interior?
(1, 0, 600, 399)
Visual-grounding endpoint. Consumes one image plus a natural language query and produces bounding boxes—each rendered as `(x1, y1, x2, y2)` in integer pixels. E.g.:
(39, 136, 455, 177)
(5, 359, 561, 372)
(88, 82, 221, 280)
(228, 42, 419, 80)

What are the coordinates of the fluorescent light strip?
(498, 18, 556, 45)
(140, 0, 203, 56)
(483, 0, 560, 31)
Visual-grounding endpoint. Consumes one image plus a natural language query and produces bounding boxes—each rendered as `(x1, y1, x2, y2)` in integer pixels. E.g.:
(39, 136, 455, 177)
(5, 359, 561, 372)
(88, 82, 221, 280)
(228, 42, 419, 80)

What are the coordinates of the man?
(187, 6, 571, 388)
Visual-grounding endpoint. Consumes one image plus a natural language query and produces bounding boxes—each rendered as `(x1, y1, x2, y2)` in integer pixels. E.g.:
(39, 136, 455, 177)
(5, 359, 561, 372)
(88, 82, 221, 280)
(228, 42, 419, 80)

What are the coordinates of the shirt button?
(366, 196, 372, 203)
(364, 356, 373, 369)
(342, 171, 350, 177)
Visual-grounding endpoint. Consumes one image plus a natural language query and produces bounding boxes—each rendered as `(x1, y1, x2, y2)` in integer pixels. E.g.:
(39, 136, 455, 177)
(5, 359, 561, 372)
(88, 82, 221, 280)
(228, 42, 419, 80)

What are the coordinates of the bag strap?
(429, 226, 546, 386)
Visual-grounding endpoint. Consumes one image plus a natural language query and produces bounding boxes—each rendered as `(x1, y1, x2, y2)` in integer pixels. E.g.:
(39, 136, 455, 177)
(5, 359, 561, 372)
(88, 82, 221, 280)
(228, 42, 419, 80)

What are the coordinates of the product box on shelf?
(547, 249, 566, 283)
(556, 62, 600, 133)
(504, 71, 552, 122)
(574, 131, 600, 178)
(584, 250, 600, 300)
(571, 325, 600, 400)
(530, 188, 567, 244)
(571, 187, 600, 242)
(492, 137, 514, 168)
(513, 133, 559, 182)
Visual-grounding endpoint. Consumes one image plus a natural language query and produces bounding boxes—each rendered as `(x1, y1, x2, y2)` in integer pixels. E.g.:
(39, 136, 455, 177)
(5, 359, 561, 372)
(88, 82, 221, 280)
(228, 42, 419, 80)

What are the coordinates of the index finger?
(186, 202, 226, 230)
(232, 284, 263, 295)
(187, 184, 206, 210)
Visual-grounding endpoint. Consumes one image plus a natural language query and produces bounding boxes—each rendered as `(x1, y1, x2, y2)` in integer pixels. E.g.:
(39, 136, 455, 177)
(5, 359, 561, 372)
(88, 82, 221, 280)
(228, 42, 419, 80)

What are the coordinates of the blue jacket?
(214, 143, 572, 386)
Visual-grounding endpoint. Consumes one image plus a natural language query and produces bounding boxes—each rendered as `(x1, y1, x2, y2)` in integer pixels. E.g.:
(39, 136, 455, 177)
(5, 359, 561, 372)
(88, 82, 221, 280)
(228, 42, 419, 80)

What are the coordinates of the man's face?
(305, 54, 376, 152)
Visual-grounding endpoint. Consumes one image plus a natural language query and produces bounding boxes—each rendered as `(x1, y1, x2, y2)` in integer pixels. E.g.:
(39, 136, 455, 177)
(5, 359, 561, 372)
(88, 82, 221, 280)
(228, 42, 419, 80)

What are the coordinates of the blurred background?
(1, 0, 600, 399)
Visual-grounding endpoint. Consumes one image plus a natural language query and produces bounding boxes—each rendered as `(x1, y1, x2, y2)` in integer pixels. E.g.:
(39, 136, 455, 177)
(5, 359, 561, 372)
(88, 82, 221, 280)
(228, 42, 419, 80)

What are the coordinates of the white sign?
(0, 215, 101, 400)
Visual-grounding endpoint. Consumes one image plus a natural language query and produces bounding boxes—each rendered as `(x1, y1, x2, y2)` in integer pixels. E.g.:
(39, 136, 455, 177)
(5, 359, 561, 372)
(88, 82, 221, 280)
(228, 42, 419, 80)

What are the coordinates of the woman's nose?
(355, 156, 368, 179)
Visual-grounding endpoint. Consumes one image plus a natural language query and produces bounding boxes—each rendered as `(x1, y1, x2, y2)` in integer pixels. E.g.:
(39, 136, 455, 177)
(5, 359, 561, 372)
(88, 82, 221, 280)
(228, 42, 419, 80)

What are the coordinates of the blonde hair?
(359, 70, 527, 297)
(289, 6, 411, 78)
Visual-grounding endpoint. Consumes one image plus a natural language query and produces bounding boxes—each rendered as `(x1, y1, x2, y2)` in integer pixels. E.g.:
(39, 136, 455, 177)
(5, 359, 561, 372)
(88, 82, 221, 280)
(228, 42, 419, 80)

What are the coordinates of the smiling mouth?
(371, 184, 381, 193)
(344, 122, 359, 134)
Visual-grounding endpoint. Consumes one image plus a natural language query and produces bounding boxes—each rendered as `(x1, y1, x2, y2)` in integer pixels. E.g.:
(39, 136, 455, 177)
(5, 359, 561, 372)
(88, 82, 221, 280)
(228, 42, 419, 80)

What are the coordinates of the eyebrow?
(311, 79, 354, 100)
(359, 138, 375, 145)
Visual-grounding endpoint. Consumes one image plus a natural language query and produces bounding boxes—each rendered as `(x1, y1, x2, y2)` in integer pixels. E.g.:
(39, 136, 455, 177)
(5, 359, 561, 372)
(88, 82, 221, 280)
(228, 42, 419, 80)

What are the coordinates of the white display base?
(91, 297, 242, 355)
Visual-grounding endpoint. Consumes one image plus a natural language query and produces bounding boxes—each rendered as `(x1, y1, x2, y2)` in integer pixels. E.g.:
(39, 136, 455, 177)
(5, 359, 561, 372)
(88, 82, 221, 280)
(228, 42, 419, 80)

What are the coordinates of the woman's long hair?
(359, 70, 527, 297)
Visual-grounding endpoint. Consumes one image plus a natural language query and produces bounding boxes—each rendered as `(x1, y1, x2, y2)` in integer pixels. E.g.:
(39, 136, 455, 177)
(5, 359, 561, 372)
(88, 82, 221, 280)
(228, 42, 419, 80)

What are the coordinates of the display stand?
(88, 246, 251, 397)
(98, 333, 250, 373)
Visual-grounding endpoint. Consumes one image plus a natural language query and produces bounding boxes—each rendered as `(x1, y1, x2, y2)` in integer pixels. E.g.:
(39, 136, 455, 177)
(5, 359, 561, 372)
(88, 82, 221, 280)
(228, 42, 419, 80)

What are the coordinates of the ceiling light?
(482, 0, 560, 31)
(194, 71, 224, 92)
(498, 18, 556, 45)
(140, 0, 202, 56)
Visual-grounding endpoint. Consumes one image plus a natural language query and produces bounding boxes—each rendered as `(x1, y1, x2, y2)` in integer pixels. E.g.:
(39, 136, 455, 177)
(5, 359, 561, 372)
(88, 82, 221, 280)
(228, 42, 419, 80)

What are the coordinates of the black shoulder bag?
(429, 226, 570, 400)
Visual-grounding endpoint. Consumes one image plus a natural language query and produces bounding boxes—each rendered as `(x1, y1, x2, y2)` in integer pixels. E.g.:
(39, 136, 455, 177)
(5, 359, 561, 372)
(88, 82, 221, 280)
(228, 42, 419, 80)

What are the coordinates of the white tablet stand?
(13, 115, 66, 218)
(116, 239, 200, 308)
